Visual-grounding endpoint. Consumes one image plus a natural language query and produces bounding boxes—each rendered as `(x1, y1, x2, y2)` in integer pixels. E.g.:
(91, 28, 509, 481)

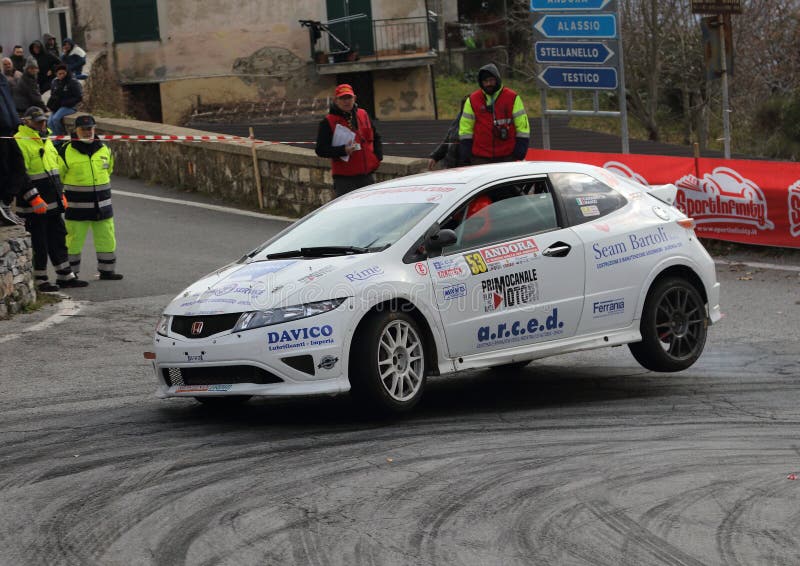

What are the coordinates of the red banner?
(526, 149, 800, 249)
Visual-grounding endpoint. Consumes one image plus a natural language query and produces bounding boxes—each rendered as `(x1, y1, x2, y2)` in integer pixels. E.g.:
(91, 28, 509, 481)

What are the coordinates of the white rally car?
(147, 162, 721, 413)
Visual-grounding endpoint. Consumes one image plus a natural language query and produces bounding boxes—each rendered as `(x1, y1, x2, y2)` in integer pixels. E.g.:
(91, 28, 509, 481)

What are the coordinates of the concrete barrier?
(65, 116, 429, 218)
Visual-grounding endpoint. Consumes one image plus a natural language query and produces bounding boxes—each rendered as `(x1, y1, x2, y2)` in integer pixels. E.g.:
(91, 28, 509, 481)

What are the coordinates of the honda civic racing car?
(146, 161, 721, 413)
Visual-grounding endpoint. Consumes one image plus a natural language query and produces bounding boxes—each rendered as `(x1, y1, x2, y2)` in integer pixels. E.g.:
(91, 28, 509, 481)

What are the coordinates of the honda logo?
(190, 321, 204, 335)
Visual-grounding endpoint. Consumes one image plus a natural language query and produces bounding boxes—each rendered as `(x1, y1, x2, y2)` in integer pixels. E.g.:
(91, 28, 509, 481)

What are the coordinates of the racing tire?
(629, 277, 707, 372)
(350, 310, 427, 415)
(194, 396, 252, 408)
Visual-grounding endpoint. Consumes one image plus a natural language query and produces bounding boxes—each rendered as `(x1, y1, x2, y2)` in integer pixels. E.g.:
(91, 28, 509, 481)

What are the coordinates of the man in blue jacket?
(47, 64, 82, 138)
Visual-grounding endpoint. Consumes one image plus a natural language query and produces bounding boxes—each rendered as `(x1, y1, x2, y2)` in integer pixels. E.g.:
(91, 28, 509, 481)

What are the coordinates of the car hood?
(164, 256, 381, 316)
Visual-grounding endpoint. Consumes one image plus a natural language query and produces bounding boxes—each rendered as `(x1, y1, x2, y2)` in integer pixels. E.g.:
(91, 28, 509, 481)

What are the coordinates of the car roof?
(354, 161, 629, 201)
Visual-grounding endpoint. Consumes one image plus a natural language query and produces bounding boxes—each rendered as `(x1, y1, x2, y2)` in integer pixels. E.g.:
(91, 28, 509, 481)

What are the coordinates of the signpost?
(533, 14, 617, 38)
(535, 41, 615, 64)
(533, 0, 629, 153)
(538, 67, 617, 89)
(531, 0, 612, 10)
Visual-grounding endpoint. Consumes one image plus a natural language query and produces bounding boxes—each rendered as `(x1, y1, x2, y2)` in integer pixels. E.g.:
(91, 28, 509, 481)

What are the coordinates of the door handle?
(542, 242, 571, 257)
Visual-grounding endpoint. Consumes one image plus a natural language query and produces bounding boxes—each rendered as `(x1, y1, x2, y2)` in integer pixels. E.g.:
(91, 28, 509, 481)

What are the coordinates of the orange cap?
(334, 83, 355, 98)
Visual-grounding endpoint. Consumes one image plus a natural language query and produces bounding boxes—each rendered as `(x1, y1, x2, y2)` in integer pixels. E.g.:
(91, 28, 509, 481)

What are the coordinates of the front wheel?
(350, 310, 427, 414)
(629, 277, 707, 372)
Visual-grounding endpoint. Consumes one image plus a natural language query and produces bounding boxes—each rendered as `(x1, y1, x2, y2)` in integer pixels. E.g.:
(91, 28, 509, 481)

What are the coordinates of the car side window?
(440, 179, 559, 254)
(548, 172, 628, 227)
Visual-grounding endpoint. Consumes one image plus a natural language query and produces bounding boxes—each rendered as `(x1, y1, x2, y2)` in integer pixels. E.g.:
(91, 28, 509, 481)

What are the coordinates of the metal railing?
(303, 15, 437, 63)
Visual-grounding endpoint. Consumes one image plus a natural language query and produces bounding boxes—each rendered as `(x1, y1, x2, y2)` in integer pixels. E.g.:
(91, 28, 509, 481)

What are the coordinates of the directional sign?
(538, 66, 618, 89)
(535, 41, 614, 64)
(534, 14, 617, 39)
(531, 0, 612, 11)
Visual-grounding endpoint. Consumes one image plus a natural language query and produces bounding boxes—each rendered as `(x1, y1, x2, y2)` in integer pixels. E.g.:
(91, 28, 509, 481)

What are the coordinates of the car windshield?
(255, 202, 437, 258)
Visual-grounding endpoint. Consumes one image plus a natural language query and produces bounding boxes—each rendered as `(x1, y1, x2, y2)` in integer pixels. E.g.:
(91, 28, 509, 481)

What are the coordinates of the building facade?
(75, 0, 439, 124)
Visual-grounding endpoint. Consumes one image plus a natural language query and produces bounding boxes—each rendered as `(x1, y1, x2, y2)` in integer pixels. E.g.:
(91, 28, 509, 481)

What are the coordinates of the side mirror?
(425, 229, 457, 254)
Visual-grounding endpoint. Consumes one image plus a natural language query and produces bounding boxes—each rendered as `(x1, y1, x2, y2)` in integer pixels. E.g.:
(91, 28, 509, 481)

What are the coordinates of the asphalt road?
(1, 177, 799, 565)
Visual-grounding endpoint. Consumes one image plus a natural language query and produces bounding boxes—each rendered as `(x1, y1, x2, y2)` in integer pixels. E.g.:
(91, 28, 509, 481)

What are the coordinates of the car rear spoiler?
(648, 184, 678, 206)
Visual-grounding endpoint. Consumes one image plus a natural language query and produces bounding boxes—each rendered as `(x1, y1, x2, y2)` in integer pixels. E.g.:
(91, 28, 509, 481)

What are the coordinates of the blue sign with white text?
(538, 66, 618, 89)
(535, 41, 614, 64)
(534, 14, 617, 38)
(530, 0, 612, 10)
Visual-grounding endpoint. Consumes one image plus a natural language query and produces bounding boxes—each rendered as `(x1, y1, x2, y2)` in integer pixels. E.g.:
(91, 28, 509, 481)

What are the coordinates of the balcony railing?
(302, 15, 437, 64)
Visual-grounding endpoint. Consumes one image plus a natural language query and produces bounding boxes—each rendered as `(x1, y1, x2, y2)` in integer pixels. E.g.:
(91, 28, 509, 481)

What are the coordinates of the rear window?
(549, 172, 628, 226)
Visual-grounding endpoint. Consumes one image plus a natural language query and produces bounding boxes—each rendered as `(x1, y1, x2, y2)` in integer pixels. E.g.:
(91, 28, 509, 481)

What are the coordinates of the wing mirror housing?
(425, 229, 457, 256)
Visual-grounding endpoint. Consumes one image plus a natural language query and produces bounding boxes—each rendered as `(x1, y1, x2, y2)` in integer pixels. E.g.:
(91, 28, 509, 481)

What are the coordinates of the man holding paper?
(315, 83, 383, 196)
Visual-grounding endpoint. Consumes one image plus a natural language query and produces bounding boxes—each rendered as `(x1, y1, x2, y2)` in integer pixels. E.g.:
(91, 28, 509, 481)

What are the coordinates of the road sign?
(534, 14, 617, 39)
(538, 66, 618, 89)
(530, 0, 612, 10)
(535, 41, 614, 64)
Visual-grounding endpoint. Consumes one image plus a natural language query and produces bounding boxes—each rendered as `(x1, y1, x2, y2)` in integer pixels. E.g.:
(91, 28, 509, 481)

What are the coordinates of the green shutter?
(111, 0, 160, 43)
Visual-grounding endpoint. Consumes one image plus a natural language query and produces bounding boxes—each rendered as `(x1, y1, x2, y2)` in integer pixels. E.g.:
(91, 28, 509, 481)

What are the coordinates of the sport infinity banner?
(526, 148, 800, 249)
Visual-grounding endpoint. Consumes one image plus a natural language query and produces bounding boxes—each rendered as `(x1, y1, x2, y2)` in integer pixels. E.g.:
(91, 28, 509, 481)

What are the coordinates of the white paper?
(332, 123, 356, 162)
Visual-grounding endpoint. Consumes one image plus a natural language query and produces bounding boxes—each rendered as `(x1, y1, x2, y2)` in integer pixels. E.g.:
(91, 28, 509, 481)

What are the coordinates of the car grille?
(171, 313, 242, 338)
(163, 365, 283, 386)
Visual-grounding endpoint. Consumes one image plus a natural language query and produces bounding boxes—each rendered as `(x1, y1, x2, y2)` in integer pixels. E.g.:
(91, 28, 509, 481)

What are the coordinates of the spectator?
(2, 57, 22, 87)
(12, 58, 45, 115)
(14, 106, 88, 290)
(47, 64, 82, 139)
(29, 40, 60, 94)
(458, 63, 530, 165)
(61, 38, 87, 79)
(0, 73, 25, 226)
(43, 33, 60, 60)
(59, 114, 123, 280)
(315, 83, 383, 196)
(10, 45, 25, 73)
(428, 95, 469, 170)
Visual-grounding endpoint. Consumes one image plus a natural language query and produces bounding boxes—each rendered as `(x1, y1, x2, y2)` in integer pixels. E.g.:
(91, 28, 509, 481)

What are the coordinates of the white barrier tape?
(2, 134, 448, 145)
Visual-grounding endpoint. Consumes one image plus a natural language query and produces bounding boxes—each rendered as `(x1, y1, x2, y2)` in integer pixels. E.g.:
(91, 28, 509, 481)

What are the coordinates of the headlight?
(233, 298, 347, 332)
(155, 315, 171, 336)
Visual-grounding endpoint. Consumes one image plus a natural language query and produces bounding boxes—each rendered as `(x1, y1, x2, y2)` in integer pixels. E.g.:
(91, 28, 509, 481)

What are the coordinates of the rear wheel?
(350, 310, 427, 414)
(629, 277, 707, 372)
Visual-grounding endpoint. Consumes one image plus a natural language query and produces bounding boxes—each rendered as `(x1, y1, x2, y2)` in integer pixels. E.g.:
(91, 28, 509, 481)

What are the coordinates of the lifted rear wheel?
(629, 277, 707, 372)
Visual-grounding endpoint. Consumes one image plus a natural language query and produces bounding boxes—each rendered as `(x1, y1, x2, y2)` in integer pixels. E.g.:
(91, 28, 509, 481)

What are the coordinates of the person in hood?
(29, 40, 60, 93)
(59, 114, 123, 280)
(43, 33, 60, 60)
(458, 63, 530, 165)
(47, 64, 82, 138)
(61, 38, 87, 79)
(12, 57, 45, 115)
(314, 83, 383, 196)
(10, 46, 26, 74)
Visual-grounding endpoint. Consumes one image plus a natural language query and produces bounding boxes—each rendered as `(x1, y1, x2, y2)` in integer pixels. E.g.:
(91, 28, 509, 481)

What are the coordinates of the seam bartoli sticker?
(481, 268, 539, 312)
(463, 237, 539, 275)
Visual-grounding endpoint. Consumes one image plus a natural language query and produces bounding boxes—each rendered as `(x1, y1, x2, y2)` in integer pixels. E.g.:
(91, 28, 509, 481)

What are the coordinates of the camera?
(495, 126, 508, 140)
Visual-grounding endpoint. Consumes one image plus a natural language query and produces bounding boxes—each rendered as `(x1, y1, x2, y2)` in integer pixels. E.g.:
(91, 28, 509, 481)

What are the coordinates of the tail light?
(677, 218, 696, 230)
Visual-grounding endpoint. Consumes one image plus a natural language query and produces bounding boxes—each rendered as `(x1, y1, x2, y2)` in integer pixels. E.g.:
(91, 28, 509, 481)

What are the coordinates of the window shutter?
(110, 0, 160, 43)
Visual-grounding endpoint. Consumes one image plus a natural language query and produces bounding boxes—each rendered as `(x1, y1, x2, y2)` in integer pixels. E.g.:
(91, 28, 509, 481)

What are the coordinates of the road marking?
(715, 259, 800, 273)
(114, 190, 296, 222)
(0, 297, 83, 343)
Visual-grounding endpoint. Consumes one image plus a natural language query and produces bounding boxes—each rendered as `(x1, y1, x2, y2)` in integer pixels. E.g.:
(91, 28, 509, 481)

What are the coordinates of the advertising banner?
(526, 149, 800, 248)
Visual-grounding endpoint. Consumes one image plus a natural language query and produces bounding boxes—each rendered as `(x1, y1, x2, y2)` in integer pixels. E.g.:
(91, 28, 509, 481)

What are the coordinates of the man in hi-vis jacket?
(459, 63, 530, 166)
(15, 106, 87, 291)
(59, 114, 123, 281)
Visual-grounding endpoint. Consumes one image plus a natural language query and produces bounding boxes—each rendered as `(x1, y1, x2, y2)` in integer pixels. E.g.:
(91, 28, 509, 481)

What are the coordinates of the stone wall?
(69, 116, 428, 217)
(0, 226, 36, 319)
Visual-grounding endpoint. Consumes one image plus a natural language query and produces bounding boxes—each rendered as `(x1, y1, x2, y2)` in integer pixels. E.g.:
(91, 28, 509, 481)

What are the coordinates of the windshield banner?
(526, 149, 800, 249)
